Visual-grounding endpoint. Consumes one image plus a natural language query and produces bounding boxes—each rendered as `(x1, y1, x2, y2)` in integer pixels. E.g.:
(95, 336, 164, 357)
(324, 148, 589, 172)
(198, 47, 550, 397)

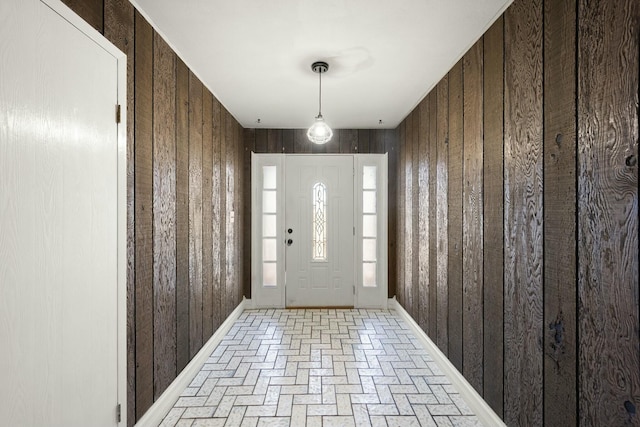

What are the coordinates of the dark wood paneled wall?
(242, 129, 398, 299)
(61, 1, 246, 424)
(395, 0, 640, 425)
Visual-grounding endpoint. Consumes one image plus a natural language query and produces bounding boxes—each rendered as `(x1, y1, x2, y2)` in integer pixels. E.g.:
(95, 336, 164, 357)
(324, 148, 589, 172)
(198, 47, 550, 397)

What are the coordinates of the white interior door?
(0, 0, 125, 425)
(285, 155, 354, 307)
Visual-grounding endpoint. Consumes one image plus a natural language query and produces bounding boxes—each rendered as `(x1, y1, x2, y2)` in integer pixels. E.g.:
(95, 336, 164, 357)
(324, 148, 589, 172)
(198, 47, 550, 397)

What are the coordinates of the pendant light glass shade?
(308, 61, 332, 144)
(307, 114, 333, 145)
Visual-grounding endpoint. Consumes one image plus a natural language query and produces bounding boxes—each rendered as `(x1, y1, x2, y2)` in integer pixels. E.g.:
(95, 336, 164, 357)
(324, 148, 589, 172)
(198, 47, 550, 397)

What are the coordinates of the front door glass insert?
(312, 182, 327, 261)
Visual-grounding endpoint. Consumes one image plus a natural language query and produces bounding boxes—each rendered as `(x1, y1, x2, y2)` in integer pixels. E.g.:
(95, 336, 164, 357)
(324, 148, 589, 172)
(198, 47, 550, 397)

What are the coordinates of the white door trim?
(251, 153, 388, 309)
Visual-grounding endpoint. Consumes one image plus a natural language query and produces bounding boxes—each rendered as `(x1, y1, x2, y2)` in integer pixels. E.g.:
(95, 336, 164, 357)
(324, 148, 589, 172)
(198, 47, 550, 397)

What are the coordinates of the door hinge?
(353, 226, 355, 236)
(116, 104, 122, 124)
(353, 285, 355, 295)
(116, 403, 121, 423)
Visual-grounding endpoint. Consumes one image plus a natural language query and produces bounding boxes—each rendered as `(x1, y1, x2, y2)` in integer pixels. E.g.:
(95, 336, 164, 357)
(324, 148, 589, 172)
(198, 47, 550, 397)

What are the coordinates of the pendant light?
(307, 61, 333, 144)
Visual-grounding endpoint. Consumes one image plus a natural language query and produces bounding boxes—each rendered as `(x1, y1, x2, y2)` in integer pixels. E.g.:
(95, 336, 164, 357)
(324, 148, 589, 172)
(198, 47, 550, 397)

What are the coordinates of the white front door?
(284, 155, 354, 307)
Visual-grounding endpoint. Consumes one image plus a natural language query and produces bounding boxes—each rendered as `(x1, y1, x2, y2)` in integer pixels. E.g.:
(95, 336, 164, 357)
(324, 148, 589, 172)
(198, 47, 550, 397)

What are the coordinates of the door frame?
(251, 153, 388, 309)
(42, 0, 128, 422)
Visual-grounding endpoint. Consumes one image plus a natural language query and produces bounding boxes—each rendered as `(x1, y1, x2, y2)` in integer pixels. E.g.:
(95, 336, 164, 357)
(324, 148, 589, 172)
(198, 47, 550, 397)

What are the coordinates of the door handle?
(286, 239, 293, 246)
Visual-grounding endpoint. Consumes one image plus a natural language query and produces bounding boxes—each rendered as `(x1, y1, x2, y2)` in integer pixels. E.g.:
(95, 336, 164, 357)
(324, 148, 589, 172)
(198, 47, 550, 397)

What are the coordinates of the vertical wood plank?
(447, 60, 464, 372)
(428, 91, 438, 339)
(188, 72, 204, 358)
(578, 0, 640, 425)
(322, 131, 338, 154)
(225, 109, 235, 316)
(436, 76, 449, 355)
(232, 121, 240, 306)
(283, 129, 294, 153)
(386, 129, 399, 298)
(236, 122, 243, 307)
(412, 109, 420, 324)
(482, 16, 504, 418)
(543, 2, 577, 424)
(340, 129, 358, 154)
(504, 0, 544, 423)
(294, 129, 311, 153)
(233, 121, 240, 306)
(103, 0, 135, 422)
(397, 121, 406, 306)
(219, 106, 227, 322)
(236, 121, 244, 306)
(211, 98, 222, 331)
(133, 11, 154, 418)
(418, 100, 430, 333)
(152, 33, 177, 399)
(358, 129, 370, 153)
(255, 129, 267, 153)
(267, 129, 282, 153)
(235, 121, 246, 304)
(372, 130, 385, 154)
(462, 39, 484, 394)
(403, 114, 413, 314)
(243, 128, 255, 298)
(175, 59, 190, 373)
(60, 0, 103, 33)
(201, 91, 214, 340)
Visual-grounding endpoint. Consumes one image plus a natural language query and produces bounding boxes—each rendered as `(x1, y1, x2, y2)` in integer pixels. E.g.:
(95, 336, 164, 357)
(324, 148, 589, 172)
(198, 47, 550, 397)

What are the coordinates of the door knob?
(287, 228, 293, 234)
(287, 239, 293, 246)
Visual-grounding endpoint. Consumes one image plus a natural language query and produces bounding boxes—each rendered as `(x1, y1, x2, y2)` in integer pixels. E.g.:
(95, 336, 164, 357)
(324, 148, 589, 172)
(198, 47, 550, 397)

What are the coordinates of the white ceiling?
(131, 0, 512, 129)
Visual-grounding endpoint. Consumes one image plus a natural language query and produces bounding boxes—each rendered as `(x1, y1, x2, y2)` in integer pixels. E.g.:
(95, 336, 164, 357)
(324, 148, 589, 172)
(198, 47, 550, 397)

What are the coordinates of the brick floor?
(160, 309, 483, 427)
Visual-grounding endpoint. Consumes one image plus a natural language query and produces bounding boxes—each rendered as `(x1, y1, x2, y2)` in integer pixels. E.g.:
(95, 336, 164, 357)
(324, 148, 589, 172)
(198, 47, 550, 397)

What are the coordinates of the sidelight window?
(362, 166, 377, 287)
(262, 166, 277, 287)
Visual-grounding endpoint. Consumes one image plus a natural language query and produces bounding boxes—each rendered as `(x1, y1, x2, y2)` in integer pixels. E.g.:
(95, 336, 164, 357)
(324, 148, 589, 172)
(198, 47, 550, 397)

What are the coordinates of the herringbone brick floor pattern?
(161, 309, 483, 427)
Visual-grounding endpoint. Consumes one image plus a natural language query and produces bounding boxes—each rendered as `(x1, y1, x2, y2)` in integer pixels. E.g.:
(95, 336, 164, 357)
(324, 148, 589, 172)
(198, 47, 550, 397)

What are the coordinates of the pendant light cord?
(318, 70, 322, 116)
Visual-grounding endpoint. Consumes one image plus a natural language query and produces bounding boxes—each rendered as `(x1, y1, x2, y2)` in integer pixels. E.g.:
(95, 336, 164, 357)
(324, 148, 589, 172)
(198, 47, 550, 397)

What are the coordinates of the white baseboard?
(135, 298, 248, 426)
(388, 297, 506, 427)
